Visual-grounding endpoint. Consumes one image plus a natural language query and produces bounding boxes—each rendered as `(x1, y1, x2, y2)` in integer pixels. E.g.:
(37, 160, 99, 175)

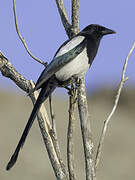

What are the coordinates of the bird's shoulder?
(54, 35, 86, 58)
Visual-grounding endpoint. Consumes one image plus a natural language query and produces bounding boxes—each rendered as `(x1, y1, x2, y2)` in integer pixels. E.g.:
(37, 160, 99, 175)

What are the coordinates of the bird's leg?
(75, 77, 81, 89)
(67, 77, 78, 98)
(72, 77, 81, 102)
(69, 83, 78, 103)
(66, 78, 75, 96)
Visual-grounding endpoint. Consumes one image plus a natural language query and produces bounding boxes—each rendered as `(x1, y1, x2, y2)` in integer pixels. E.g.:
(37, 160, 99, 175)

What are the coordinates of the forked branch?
(2, 1, 132, 180)
(95, 41, 135, 169)
(0, 52, 68, 179)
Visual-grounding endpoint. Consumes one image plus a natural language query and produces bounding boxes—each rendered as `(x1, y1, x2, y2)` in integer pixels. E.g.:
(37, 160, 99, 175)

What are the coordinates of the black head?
(80, 24, 116, 39)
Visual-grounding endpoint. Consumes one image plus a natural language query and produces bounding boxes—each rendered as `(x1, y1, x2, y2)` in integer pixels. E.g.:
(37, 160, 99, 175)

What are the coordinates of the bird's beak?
(102, 28, 116, 35)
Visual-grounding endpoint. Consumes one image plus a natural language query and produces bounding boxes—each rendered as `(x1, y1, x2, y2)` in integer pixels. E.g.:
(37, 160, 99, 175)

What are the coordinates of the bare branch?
(55, 0, 73, 38)
(55, 1, 80, 179)
(67, 86, 77, 180)
(30, 82, 68, 180)
(2, 1, 94, 179)
(95, 41, 135, 169)
(77, 77, 95, 180)
(0, 51, 31, 93)
(72, 0, 80, 34)
(49, 95, 68, 178)
(13, 0, 47, 66)
(0, 51, 67, 180)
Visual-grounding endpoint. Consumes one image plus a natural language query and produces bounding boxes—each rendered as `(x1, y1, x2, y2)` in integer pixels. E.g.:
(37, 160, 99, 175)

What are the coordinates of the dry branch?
(67, 86, 77, 180)
(12, 0, 68, 178)
(72, 0, 80, 34)
(95, 41, 135, 169)
(71, 2, 95, 179)
(1, 1, 127, 180)
(13, 0, 46, 66)
(49, 95, 67, 177)
(0, 52, 67, 180)
(30, 81, 68, 180)
(54, 1, 96, 180)
(0, 51, 31, 92)
(77, 77, 95, 180)
(55, 0, 73, 38)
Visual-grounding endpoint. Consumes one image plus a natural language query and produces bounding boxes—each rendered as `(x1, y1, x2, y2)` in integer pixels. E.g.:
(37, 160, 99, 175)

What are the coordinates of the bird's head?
(80, 24, 116, 39)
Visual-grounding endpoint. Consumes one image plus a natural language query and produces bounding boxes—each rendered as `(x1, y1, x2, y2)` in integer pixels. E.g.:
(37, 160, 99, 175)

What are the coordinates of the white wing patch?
(55, 36, 85, 58)
(55, 47, 90, 81)
(55, 35, 90, 82)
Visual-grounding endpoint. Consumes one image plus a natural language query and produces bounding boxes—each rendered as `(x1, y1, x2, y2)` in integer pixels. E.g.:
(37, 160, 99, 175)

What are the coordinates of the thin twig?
(95, 41, 135, 169)
(77, 77, 95, 180)
(0, 52, 67, 180)
(72, 0, 80, 34)
(13, 0, 47, 66)
(67, 85, 77, 180)
(49, 95, 68, 177)
(55, 0, 73, 38)
(0, 51, 31, 93)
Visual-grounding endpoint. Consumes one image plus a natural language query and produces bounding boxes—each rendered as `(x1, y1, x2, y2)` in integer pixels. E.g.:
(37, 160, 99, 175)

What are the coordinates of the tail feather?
(6, 76, 58, 170)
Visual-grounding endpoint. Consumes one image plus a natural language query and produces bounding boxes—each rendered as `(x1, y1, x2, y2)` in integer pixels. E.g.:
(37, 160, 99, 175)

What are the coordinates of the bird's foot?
(75, 77, 81, 89)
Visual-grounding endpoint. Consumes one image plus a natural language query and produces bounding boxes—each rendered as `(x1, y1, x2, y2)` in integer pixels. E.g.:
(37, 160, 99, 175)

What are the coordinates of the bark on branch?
(67, 86, 77, 180)
(2, 1, 132, 180)
(77, 77, 95, 180)
(55, 0, 73, 38)
(1, 0, 95, 179)
(0, 52, 68, 180)
(95, 41, 135, 170)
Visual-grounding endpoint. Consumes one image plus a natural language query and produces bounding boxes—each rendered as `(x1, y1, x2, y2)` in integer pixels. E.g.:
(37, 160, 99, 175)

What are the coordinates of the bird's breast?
(55, 48, 90, 82)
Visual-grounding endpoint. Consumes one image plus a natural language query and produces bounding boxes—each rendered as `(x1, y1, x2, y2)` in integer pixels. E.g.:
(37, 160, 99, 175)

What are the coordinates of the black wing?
(30, 37, 87, 93)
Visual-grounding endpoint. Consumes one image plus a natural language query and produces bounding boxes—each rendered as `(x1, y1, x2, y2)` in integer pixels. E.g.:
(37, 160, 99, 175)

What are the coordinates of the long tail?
(6, 76, 58, 170)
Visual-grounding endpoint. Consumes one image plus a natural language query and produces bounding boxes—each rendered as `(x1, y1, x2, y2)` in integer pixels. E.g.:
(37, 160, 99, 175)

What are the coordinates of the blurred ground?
(0, 87, 135, 180)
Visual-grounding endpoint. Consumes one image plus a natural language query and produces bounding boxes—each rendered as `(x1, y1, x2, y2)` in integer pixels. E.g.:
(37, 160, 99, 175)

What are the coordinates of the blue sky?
(0, 1, 135, 93)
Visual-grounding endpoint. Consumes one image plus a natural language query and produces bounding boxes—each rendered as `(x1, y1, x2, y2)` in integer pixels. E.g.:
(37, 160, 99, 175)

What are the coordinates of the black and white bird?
(6, 24, 115, 170)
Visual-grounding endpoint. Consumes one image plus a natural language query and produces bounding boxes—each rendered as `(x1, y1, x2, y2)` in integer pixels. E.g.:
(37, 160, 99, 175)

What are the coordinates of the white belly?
(55, 48, 90, 81)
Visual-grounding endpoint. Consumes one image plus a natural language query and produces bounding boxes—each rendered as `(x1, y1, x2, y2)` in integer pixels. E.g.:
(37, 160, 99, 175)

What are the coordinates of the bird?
(6, 24, 115, 170)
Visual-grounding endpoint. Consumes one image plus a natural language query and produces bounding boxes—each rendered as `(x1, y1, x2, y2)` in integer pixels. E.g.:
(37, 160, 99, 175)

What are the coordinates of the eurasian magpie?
(6, 24, 115, 170)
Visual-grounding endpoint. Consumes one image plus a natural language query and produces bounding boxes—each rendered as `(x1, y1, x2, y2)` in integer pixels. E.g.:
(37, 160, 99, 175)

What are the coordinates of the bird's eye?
(98, 26, 102, 31)
(95, 26, 102, 32)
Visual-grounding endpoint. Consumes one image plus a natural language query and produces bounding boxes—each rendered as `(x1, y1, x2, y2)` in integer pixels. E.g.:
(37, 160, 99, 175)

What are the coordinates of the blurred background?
(0, 0, 135, 180)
